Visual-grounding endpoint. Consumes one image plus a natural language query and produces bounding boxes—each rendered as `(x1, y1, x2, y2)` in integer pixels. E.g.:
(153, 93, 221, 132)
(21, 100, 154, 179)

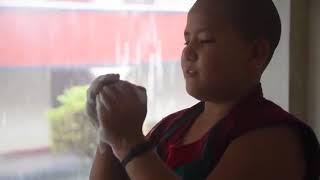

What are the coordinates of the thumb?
(96, 94, 111, 128)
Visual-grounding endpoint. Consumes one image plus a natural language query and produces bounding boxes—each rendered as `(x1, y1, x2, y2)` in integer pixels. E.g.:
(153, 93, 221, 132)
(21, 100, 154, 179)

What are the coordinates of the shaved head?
(190, 0, 281, 67)
(181, 0, 282, 101)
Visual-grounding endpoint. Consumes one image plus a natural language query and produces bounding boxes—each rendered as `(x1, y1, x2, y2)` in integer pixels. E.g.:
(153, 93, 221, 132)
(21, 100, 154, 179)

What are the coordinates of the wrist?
(97, 142, 113, 155)
(111, 135, 146, 161)
(120, 140, 154, 168)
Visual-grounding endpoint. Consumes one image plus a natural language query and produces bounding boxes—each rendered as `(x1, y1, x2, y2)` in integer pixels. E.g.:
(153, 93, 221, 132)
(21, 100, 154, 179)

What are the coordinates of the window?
(0, 0, 196, 179)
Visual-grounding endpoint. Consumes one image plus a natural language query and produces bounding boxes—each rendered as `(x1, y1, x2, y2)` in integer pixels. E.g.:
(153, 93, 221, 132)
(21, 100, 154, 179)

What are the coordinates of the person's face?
(181, 0, 259, 102)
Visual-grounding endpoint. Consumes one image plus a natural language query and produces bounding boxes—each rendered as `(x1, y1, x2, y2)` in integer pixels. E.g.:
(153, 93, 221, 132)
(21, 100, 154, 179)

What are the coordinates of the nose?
(182, 44, 198, 62)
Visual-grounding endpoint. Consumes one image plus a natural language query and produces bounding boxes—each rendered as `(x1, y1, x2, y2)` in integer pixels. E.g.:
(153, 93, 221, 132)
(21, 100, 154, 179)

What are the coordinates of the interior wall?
(307, 0, 320, 137)
(261, 0, 291, 111)
(289, 0, 309, 121)
(289, 0, 320, 138)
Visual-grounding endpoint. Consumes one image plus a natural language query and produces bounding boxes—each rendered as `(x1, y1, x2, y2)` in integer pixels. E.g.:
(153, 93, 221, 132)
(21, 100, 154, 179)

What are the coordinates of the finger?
(86, 74, 120, 122)
(116, 80, 136, 95)
(133, 86, 147, 105)
(122, 82, 147, 104)
(98, 92, 111, 112)
(87, 75, 106, 101)
(96, 95, 103, 127)
(135, 85, 146, 92)
(96, 94, 111, 128)
(96, 75, 120, 97)
(112, 82, 127, 97)
(91, 74, 119, 96)
(87, 88, 95, 105)
(86, 101, 98, 128)
(119, 81, 145, 90)
(98, 142, 108, 154)
(87, 74, 120, 103)
(98, 127, 109, 145)
(95, 95, 101, 121)
(118, 81, 146, 98)
(100, 85, 119, 108)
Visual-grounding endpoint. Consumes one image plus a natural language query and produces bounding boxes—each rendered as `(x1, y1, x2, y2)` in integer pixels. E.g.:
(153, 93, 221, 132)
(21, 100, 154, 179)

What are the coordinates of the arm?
(90, 145, 129, 180)
(94, 80, 181, 180)
(114, 137, 180, 180)
(125, 150, 180, 180)
(117, 127, 305, 180)
(87, 74, 126, 180)
(206, 127, 306, 180)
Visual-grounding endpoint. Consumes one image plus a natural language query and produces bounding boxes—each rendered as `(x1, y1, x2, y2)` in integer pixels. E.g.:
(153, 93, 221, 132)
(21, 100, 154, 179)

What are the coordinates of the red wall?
(0, 8, 186, 67)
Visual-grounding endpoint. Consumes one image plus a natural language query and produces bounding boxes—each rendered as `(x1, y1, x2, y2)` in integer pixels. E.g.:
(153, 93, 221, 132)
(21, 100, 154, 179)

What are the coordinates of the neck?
(202, 82, 260, 122)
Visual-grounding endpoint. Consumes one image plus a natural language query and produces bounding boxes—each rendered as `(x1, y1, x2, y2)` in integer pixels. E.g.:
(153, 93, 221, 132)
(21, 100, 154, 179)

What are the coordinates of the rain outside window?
(0, 0, 197, 179)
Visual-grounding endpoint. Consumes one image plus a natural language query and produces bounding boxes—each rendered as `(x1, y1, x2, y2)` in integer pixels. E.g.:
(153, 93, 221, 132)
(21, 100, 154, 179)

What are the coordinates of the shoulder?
(230, 126, 304, 159)
(146, 107, 190, 141)
(146, 102, 204, 141)
(208, 126, 306, 180)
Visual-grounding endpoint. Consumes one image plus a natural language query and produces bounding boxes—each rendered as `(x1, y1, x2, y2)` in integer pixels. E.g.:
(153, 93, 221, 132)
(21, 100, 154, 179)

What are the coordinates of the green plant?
(47, 85, 97, 158)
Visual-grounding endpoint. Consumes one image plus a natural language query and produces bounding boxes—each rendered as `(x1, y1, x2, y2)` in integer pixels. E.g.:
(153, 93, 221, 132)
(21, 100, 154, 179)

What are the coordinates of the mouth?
(184, 68, 198, 77)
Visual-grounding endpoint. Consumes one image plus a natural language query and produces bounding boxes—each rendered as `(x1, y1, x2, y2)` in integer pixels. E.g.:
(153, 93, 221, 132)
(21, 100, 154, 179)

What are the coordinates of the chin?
(186, 84, 231, 102)
(185, 85, 208, 101)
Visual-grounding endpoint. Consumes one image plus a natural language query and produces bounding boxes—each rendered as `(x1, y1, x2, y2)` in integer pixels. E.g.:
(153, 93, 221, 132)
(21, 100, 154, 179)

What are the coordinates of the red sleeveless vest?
(147, 84, 320, 179)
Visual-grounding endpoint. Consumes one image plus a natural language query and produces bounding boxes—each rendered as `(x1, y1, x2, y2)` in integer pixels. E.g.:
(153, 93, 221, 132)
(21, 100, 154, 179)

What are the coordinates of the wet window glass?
(0, 0, 196, 179)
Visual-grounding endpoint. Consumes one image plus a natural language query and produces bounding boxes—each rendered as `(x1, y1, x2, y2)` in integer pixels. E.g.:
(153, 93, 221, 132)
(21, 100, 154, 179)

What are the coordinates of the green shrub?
(47, 85, 97, 158)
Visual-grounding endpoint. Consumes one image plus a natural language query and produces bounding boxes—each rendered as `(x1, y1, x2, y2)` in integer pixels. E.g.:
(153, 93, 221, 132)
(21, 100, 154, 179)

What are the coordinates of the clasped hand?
(86, 74, 147, 160)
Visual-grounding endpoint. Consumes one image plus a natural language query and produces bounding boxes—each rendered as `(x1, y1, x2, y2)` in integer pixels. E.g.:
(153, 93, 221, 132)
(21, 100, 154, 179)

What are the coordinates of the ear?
(250, 38, 271, 72)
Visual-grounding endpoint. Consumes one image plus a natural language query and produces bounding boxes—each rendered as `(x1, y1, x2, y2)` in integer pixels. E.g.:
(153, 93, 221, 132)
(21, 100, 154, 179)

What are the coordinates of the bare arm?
(90, 145, 129, 180)
(206, 127, 305, 180)
(117, 127, 305, 180)
(87, 74, 127, 180)
(123, 144, 180, 180)
(111, 137, 180, 180)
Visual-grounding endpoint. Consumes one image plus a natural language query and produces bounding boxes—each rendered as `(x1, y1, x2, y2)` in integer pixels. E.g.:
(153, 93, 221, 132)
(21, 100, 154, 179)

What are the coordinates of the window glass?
(0, 0, 196, 179)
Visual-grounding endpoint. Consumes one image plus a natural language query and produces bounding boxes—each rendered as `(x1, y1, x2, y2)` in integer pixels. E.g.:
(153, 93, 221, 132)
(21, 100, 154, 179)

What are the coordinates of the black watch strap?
(121, 141, 155, 167)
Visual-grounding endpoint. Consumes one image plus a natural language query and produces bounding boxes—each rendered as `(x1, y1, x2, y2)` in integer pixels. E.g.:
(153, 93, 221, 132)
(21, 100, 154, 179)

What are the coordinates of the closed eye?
(184, 39, 216, 46)
(200, 39, 216, 44)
